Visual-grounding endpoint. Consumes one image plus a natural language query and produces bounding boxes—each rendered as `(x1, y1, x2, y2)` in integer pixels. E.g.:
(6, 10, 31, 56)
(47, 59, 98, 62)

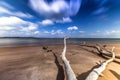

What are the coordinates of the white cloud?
(43, 30, 64, 35)
(13, 12, 33, 18)
(28, 23, 38, 30)
(92, 7, 109, 15)
(0, 1, 14, 10)
(39, 19, 54, 26)
(51, 30, 64, 35)
(62, 17, 72, 22)
(0, 26, 15, 30)
(0, 16, 38, 37)
(79, 31, 85, 33)
(0, 7, 11, 14)
(21, 24, 38, 32)
(0, 6, 33, 18)
(39, 17, 72, 25)
(30, 0, 69, 18)
(43, 31, 49, 34)
(34, 31, 40, 34)
(0, 16, 64, 37)
(104, 30, 120, 35)
(0, 16, 26, 26)
(33, 30, 64, 38)
(30, 0, 82, 21)
(67, 26, 78, 30)
(87, 30, 120, 38)
(56, 17, 72, 23)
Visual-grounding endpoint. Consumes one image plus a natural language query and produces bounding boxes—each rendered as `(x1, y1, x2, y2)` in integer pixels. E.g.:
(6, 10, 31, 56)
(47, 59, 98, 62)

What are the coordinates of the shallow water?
(0, 38, 120, 47)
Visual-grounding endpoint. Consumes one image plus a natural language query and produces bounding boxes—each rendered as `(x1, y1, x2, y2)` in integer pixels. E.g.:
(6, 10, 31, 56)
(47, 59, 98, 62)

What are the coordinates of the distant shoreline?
(0, 38, 120, 48)
(0, 37, 120, 39)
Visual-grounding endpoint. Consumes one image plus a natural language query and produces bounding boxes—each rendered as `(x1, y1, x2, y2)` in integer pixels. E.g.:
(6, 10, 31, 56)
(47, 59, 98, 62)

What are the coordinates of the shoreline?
(0, 43, 120, 49)
(0, 42, 120, 48)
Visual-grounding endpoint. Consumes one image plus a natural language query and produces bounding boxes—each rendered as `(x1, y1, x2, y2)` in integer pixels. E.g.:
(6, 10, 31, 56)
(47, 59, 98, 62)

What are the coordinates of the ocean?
(0, 38, 120, 47)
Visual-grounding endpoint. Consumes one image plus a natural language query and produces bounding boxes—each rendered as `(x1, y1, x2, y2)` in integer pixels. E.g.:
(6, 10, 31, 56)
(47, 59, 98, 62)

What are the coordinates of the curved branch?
(61, 37, 77, 80)
(95, 45, 120, 59)
(85, 47, 115, 80)
(81, 44, 120, 59)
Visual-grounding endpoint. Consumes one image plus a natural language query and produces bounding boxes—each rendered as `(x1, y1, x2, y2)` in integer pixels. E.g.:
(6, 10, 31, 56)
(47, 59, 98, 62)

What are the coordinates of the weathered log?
(95, 45, 120, 59)
(61, 37, 77, 80)
(80, 44, 120, 59)
(85, 47, 115, 80)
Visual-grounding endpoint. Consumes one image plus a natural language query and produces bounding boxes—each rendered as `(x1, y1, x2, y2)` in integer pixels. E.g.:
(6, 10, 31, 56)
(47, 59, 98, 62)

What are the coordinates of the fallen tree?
(80, 44, 120, 59)
(61, 37, 77, 80)
(85, 47, 115, 80)
(61, 38, 116, 80)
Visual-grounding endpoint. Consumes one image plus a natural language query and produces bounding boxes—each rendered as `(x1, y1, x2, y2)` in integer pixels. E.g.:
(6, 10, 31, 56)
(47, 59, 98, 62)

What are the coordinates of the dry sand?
(0, 43, 120, 80)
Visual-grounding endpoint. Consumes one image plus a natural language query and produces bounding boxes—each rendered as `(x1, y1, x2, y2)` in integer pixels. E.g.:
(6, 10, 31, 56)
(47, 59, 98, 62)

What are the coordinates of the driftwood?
(81, 44, 120, 59)
(61, 37, 77, 80)
(95, 45, 120, 59)
(61, 38, 116, 80)
(85, 47, 115, 80)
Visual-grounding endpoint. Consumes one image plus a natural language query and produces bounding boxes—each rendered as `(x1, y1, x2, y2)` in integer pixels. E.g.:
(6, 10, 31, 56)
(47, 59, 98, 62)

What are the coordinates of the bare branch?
(61, 37, 77, 80)
(85, 47, 115, 80)
(80, 44, 120, 59)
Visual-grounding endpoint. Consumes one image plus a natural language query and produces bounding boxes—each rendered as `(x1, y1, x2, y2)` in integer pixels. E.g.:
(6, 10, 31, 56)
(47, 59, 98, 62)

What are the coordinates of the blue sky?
(0, 0, 120, 38)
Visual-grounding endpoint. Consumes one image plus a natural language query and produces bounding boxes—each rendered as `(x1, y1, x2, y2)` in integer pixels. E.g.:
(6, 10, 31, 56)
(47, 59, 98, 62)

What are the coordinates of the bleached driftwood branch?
(81, 44, 120, 59)
(95, 45, 120, 59)
(61, 37, 77, 80)
(85, 47, 115, 80)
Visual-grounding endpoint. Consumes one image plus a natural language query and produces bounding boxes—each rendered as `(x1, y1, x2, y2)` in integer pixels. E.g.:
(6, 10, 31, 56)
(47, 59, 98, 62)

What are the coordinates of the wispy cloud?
(92, 7, 109, 15)
(104, 30, 120, 35)
(0, 16, 38, 37)
(0, 3, 33, 18)
(79, 31, 85, 33)
(92, 0, 110, 16)
(43, 30, 64, 35)
(39, 19, 54, 26)
(29, 0, 82, 21)
(56, 17, 72, 23)
(13, 12, 33, 18)
(0, 1, 14, 10)
(67, 26, 78, 31)
(0, 7, 11, 14)
(0, 16, 65, 37)
(0, 16, 26, 26)
(88, 30, 120, 38)
(33, 29, 65, 38)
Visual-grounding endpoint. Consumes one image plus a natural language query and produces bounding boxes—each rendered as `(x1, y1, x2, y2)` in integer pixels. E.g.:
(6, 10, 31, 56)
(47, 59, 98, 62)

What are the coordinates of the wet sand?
(0, 43, 120, 80)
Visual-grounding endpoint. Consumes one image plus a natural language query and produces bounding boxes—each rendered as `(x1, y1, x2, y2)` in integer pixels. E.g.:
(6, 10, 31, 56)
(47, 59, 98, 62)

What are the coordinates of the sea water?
(0, 38, 120, 47)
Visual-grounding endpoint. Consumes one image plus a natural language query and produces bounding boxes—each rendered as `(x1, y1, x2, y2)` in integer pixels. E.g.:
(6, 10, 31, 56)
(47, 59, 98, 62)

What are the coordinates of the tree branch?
(85, 47, 115, 80)
(61, 37, 77, 80)
(80, 44, 120, 59)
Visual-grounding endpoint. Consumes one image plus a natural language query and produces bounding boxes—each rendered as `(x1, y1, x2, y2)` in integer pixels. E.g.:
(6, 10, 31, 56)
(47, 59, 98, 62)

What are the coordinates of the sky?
(0, 0, 120, 38)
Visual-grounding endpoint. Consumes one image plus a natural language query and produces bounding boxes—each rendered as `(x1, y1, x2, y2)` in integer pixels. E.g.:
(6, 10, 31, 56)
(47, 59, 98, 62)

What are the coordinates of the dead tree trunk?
(81, 44, 120, 59)
(61, 37, 77, 80)
(85, 47, 115, 80)
(95, 45, 120, 59)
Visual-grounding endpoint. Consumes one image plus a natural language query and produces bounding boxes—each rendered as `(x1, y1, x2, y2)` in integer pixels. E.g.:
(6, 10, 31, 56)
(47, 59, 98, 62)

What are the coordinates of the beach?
(0, 43, 120, 80)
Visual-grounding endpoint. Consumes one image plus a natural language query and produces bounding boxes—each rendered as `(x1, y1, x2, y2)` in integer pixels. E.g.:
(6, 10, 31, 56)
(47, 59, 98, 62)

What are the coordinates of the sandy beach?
(0, 43, 120, 80)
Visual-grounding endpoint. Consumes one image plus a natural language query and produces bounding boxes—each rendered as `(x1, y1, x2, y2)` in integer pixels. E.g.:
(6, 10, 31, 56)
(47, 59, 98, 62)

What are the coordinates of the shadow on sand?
(79, 45, 120, 65)
(53, 53, 65, 80)
(42, 46, 65, 80)
(77, 65, 99, 80)
(109, 69, 120, 79)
